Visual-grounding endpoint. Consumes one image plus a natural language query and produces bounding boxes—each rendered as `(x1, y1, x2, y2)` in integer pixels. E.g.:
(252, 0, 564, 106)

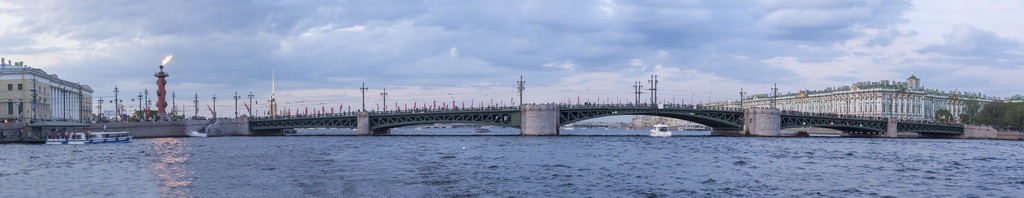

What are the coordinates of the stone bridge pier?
(356, 111, 391, 136)
(520, 104, 560, 136)
(711, 108, 779, 136)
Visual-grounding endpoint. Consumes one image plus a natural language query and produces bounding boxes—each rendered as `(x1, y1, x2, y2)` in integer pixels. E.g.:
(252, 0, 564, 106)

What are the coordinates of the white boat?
(186, 131, 208, 137)
(473, 127, 490, 133)
(561, 124, 575, 130)
(46, 132, 133, 145)
(650, 124, 672, 137)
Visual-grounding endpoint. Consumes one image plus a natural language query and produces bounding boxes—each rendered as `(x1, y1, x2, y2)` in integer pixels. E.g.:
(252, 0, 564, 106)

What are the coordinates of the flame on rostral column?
(161, 55, 173, 66)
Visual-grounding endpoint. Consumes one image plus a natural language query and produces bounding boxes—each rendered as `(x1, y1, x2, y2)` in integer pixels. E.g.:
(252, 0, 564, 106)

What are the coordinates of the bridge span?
(250, 104, 966, 137)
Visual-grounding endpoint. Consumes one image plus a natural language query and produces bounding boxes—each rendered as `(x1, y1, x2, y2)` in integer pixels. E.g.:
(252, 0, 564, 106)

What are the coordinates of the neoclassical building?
(709, 74, 1001, 121)
(0, 58, 94, 122)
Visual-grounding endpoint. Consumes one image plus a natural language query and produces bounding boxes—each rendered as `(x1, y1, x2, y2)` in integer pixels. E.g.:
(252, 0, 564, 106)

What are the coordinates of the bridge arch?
(779, 114, 887, 132)
(559, 107, 744, 129)
(368, 110, 517, 129)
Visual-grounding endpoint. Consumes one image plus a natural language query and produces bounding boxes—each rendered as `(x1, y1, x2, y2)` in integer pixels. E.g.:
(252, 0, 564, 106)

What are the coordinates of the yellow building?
(0, 58, 93, 123)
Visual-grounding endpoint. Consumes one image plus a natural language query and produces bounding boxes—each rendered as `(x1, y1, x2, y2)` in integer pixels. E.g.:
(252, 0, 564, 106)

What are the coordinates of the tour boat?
(650, 124, 672, 137)
(186, 131, 208, 137)
(46, 132, 133, 145)
(473, 127, 490, 133)
(561, 124, 575, 131)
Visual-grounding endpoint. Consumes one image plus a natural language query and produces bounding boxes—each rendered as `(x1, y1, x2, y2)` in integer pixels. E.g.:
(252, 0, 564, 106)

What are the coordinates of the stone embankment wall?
(204, 117, 250, 137)
(86, 121, 190, 138)
(963, 125, 1024, 140)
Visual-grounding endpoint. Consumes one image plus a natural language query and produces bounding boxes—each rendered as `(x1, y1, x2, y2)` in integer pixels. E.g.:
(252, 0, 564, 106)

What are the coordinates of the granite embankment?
(0, 117, 251, 139)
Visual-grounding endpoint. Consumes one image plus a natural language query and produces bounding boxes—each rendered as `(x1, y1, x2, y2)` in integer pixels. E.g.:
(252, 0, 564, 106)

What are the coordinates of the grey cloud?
(918, 24, 1022, 59)
(2, 0, 921, 102)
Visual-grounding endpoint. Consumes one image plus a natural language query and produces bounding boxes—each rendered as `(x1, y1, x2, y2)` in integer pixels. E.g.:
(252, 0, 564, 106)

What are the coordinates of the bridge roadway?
(250, 104, 964, 136)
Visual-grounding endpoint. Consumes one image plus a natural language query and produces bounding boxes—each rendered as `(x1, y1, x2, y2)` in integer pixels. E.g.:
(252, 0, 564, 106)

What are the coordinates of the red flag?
(347, 106, 351, 112)
(322, 106, 325, 114)
(462, 102, 465, 109)
(376, 104, 379, 111)
(577, 96, 580, 105)
(304, 107, 308, 115)
(331, 107, 334, 114)
(244, 103, 251, 113)
(413, 102, 417, 110)
(433, 101, 436, 109)
(452, 100, 455, 109)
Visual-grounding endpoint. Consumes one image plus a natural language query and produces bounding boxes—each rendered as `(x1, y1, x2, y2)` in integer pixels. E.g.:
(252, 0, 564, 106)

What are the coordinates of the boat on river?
(186, 131, 208, 137)
(650, 124, 672, 137)
(46, 132, 133, 145)
(473, 127, 490, 133)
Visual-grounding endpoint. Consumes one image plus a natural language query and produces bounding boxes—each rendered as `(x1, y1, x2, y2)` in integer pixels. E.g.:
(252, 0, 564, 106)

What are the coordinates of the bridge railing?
(250, 106, 522, 121)
(778, 110, 962, 126)
(558, 103, 742, 111)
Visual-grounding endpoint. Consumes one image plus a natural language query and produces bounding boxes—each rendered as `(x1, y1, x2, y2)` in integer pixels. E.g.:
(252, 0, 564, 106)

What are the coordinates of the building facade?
(0, 58, 93, 122)
(708, 74, 1002, 122)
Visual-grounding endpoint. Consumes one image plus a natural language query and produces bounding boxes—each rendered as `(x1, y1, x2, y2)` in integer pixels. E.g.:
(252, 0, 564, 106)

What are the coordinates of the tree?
(960, 100, 982, 124)
(935, 109, 953, 121)
(978, 101, 1006, 125)
(1001, 102, 1024, 129)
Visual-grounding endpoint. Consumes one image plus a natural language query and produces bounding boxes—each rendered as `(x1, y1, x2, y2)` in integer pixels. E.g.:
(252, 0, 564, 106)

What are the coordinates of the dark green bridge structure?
(249, 104, 963, 136)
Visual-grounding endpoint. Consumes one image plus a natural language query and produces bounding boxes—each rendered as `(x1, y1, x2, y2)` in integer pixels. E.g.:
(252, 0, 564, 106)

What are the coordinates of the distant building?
(707, 73, 1002, 121)
(0, 57, 93, 122)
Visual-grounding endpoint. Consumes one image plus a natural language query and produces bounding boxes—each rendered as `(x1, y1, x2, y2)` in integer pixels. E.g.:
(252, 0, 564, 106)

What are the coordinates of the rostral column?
(155, 57, 171, 120)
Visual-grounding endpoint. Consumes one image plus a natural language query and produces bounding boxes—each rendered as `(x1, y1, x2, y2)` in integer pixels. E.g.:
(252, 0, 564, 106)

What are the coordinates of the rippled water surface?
(2, 128, 1023, 197)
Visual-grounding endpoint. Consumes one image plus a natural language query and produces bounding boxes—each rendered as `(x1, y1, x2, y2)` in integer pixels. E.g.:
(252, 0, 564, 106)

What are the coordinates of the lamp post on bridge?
(380, 88, 388, 111)
(360, 82, 368, 111)
(193, 93, 198, 119)
(517, 76, 525, 106)
(212, 95, 217, 119)
(648, 75, 658, 107)
(247, 92, 254, 116)
(771, 83, 778, 109)
(633, 81, 643, 105)
(739, 88, 746, 109)
(234, 91, 240, 118)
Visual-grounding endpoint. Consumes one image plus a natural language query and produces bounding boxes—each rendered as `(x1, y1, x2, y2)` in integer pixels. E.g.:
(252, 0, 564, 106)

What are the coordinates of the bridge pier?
(356, 111, 390, 136)
(520, 104, 560, 136)
(741, 108, 780, 136)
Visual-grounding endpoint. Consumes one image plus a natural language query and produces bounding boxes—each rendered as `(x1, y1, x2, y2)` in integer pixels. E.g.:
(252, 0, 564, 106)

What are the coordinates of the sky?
(0, 0, 1022, 118)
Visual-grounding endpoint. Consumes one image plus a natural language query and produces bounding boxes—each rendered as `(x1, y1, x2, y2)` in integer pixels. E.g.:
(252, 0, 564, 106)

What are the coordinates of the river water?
(1, 128, 1022, 197)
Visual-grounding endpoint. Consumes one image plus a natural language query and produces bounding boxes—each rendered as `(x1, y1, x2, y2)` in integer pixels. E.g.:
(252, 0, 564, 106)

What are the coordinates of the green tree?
(960, 100, 982, 124)
(935, 109, 953, 121)
(978, 101, 1006, 125)
(1001, 102, 1024, 129)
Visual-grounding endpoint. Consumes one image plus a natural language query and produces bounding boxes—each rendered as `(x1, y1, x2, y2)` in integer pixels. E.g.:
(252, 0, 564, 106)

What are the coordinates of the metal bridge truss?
(896, 122, 962, 135)
(559, 107, 744, 128)
(780, 114, 888, 132)
(250, 116, 358, 130)
(369, 110, 517, 129)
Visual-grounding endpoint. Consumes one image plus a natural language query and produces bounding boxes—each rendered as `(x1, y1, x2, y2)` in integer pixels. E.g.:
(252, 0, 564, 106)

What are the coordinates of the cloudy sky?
(1, 0, 1022, 117)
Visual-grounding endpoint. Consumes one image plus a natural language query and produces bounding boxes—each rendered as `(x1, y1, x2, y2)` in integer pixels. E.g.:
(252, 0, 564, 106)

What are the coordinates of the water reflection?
(147, 138, 195, 197)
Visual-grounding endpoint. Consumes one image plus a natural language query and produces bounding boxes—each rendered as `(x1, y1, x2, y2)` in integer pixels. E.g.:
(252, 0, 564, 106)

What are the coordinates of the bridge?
(249, 104, 965, 137)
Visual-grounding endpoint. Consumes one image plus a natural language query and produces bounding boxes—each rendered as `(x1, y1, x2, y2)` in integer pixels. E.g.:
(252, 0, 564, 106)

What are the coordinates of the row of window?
(7, 84, 21, 91)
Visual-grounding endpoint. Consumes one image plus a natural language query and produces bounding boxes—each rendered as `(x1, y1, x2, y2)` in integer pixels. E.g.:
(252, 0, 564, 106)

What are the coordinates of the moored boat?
(473, 127, 490, 133)
(650, 124, 672, 137)
(186, 131, 208, 137)
(46, 131, 133, 145)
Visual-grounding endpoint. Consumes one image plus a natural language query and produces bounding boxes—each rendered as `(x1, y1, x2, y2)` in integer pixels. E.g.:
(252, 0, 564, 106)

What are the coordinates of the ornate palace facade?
(709, 74, 1002, 121)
